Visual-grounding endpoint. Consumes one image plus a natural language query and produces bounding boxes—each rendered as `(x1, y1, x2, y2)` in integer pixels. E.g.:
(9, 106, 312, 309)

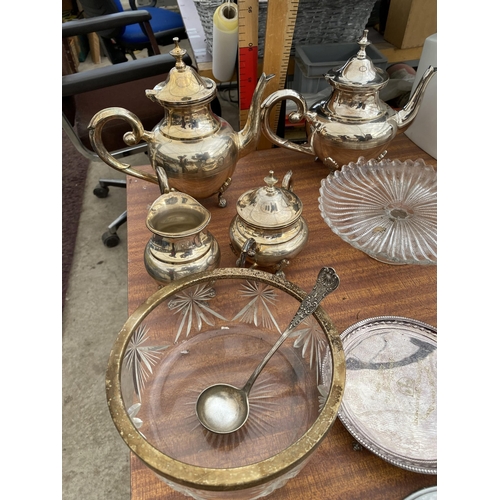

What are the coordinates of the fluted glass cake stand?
(319, 157, 437, 265)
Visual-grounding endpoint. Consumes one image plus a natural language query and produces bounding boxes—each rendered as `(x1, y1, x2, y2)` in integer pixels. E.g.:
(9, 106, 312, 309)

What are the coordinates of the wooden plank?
(126, 133, 437, 499)
(256, 0, 299, 150)
(87, 32, 101, 65)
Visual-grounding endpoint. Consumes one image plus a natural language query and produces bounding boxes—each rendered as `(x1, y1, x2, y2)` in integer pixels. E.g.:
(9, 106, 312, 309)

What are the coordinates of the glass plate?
(337, 316, 437, 474)
(318, 157, 437, 265)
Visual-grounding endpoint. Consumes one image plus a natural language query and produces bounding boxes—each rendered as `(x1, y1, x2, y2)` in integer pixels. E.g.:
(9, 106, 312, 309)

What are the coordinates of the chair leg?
(93, 179, 127, 247)
(93, 179, 127, 198)
(102, 210, 127, 248)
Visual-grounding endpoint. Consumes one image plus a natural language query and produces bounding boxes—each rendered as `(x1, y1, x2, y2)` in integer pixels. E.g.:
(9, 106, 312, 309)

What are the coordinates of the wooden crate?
(62, 36, 80, 73)
(383, 0, 437, 49)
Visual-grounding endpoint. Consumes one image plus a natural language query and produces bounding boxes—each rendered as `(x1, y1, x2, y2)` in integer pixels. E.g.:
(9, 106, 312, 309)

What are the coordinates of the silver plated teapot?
(89, 38, 274, 207)
(261, 30, 437, 170)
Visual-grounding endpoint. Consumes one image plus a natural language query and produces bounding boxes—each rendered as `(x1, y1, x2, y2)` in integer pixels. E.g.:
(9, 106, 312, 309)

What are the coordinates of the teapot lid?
(326, 30, 388, 88)
(145, 38, 216, 105)
(236, 171, 303, 229)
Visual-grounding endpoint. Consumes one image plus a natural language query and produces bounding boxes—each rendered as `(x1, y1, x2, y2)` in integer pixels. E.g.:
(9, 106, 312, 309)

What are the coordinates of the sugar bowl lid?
(145, 38, 216, 106)
(236, 171, 303, 229)
(325, 29, 388, 88)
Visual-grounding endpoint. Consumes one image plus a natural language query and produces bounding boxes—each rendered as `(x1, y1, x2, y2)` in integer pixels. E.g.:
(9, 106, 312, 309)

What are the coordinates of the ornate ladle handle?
(242, 267, 340, 393)
(287, 267, 340, 331)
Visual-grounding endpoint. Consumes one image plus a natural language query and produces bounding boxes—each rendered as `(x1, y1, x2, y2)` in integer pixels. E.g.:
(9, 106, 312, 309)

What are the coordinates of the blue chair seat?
(121, 7, 184, 45)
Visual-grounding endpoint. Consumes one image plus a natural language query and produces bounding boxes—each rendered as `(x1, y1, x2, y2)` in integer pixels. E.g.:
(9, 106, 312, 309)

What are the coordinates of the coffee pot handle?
(260, 89, 315, 156)
(88, 107, 158, 184)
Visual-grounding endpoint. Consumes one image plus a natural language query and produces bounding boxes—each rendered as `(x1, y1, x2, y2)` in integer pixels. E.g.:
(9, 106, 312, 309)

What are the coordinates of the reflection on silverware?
(346, 337, 436, 370)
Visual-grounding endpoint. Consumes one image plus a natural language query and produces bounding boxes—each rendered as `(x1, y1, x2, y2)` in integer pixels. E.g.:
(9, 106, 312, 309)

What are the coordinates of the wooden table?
(126, 133, 437, 499)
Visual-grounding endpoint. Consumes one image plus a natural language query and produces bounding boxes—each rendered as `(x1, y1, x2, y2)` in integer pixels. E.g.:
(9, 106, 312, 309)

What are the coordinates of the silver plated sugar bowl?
(261, 30, 436, 170)
(229, 170, 308, 276)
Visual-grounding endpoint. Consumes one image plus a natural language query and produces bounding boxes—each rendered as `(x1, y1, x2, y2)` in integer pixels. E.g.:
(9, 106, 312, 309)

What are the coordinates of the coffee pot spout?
(237, 72, 275, 159)
(395, 65, 437, 131)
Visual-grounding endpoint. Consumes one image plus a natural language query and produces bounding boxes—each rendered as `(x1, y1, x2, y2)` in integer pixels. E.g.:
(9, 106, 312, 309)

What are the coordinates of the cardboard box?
(383, 0, 437, 49)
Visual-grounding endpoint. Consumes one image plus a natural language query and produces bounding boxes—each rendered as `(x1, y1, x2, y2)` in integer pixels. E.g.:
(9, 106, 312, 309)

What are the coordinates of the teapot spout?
(237, 73, 275, 158)
(395, 65, 437, 131)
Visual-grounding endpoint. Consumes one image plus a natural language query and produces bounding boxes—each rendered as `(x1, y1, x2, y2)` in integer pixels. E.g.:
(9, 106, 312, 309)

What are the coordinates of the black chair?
(62, 10, 192, 246)
(78, 0, 187, 64)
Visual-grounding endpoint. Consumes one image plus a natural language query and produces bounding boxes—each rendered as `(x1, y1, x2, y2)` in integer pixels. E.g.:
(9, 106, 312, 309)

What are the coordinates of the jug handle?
(261, 89, 314, 156)
(88, 107, 158, 185)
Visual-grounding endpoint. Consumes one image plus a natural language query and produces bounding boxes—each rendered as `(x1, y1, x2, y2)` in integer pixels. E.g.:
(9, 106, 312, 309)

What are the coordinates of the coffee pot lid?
(326, 30, 388, 88)
(236, 171, 303, 229)
(146, 38, 215, 105)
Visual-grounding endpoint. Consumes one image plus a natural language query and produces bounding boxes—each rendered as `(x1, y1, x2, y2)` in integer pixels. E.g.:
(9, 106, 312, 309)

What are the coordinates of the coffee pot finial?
(169, 37, 187, 70)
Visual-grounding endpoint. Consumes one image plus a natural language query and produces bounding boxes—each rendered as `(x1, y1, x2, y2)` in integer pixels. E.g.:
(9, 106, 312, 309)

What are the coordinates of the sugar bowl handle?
(235, 238, 257, 268)
(260, 89, 315, 156)
(88, 107, 158, 185)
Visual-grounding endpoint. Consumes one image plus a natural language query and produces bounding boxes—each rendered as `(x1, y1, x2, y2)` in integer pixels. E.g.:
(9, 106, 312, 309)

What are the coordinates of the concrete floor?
(62, 161, 130, 500)
(62, 23, 240, 500)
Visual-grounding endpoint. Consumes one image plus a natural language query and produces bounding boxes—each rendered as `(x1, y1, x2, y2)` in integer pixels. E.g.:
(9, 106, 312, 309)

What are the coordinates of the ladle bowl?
(196, 267, 340, 434)
(106, 268, 346, 500)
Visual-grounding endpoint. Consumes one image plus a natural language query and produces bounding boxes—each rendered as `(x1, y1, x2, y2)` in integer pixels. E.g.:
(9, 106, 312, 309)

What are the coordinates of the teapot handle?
(260, 89, 314, 156)
(88, 107, 158, 185)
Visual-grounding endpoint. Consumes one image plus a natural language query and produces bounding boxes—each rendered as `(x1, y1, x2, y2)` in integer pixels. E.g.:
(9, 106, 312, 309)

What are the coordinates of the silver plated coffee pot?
(89, 38, 274, 207)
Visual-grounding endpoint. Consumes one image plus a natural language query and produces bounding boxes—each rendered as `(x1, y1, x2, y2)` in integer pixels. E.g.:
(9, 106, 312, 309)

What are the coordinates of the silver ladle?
(195, 267, 340, 434)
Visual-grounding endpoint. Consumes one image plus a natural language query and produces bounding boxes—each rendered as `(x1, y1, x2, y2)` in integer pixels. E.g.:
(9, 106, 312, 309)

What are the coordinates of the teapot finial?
(170, 37, 187, 70)
(357, 29, 371, 59)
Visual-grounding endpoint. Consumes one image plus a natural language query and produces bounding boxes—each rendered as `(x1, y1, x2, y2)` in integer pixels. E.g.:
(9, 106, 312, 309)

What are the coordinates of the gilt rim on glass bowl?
(106, 267, 346, 492)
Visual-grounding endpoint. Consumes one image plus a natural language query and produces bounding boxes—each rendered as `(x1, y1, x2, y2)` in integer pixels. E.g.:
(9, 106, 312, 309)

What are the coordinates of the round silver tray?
(318, 157, 437, 265)
(337, 316, 437, 474)
(404, 486, 437, 500)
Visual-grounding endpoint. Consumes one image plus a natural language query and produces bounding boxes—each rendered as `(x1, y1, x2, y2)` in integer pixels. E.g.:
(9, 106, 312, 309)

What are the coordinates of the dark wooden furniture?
(126, 132, 437, 499)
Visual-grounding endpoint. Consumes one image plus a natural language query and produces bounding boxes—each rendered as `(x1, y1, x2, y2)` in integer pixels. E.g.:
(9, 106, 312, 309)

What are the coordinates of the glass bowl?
(318, 157, 437, 265)
(106, 267, 345, 499)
